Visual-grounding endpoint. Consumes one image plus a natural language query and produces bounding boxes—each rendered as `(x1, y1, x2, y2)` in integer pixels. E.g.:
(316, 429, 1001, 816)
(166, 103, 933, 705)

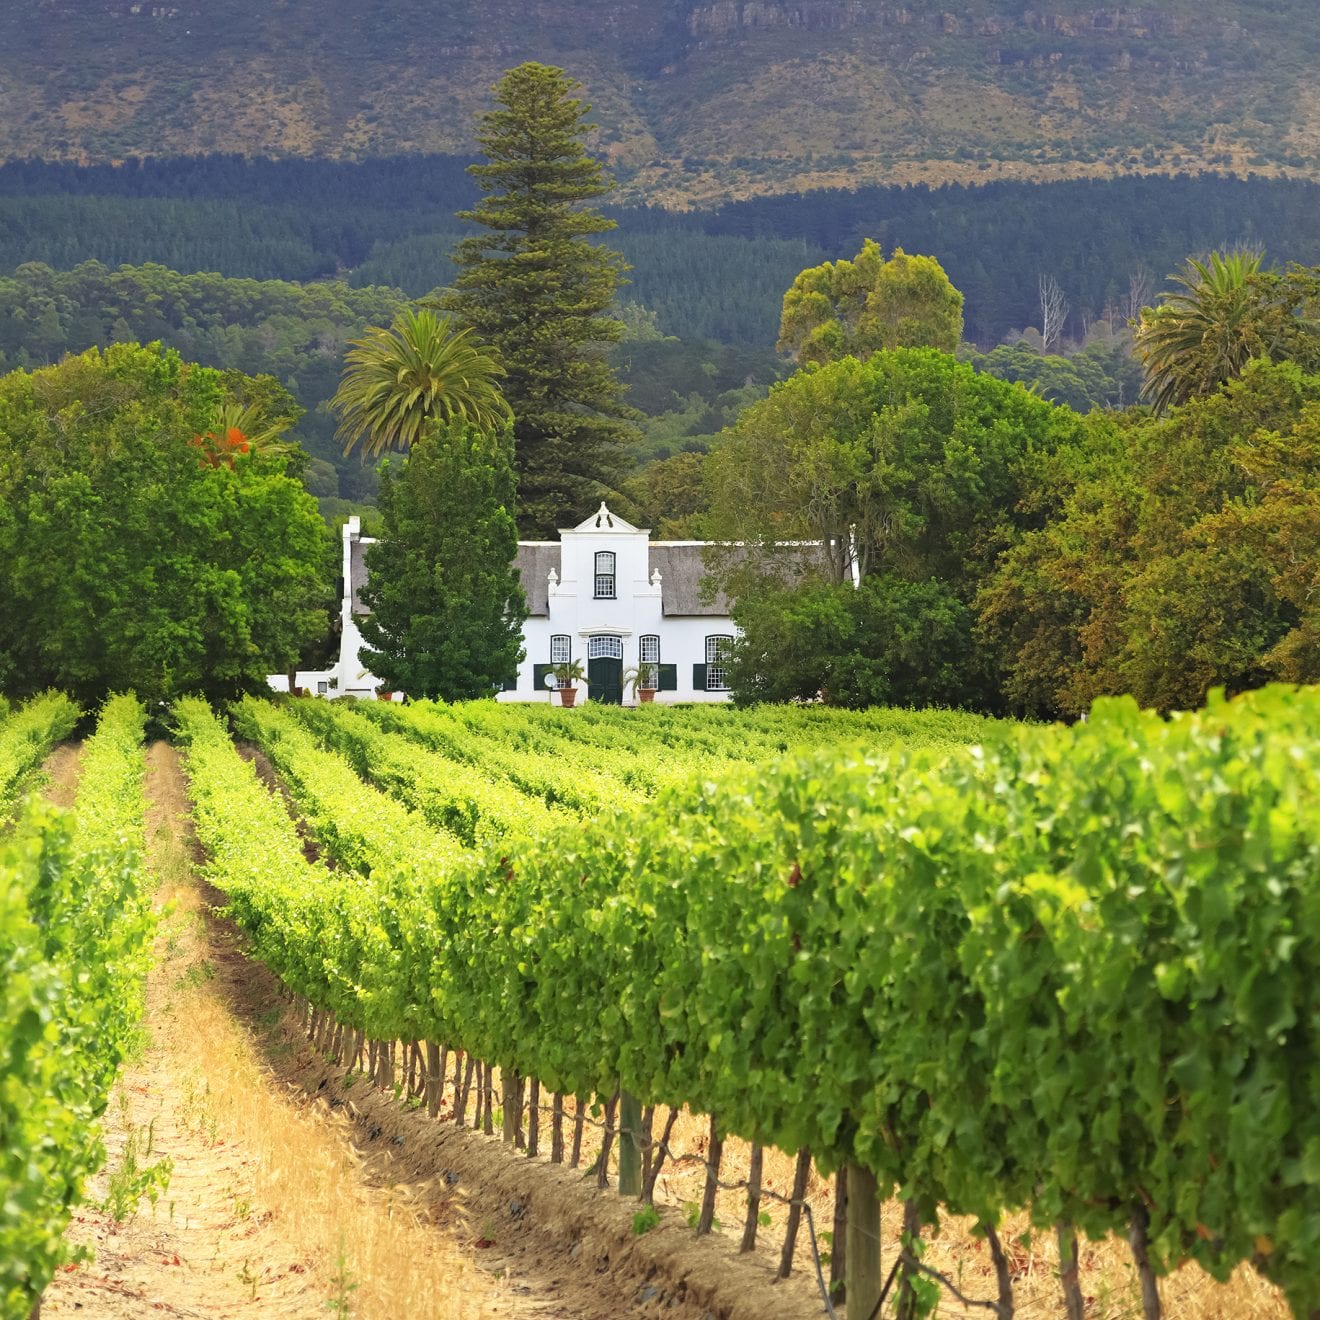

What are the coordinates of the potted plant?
(624, 662, 660, 704)
(552, 658, 586, 707)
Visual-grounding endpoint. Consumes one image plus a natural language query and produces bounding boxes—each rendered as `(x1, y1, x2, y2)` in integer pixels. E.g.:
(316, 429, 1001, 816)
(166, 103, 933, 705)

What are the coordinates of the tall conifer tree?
(445, 62, 636, 536)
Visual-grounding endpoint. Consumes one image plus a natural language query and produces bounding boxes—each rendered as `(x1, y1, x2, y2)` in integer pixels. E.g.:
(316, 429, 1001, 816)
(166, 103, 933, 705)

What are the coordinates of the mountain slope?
(6, 1, 1319, 203)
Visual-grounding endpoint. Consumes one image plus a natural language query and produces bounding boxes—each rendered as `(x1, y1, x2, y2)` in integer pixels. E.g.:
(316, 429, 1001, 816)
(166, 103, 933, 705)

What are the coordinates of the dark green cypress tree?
(444, 62, 637, 536)
(359, 420, 527, 700)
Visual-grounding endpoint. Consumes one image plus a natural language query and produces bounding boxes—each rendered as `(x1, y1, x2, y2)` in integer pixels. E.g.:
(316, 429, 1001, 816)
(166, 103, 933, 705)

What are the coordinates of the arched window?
(550, 634, 571, 665)
(588, 635, 623, 660)
(639, 635, 660, 665)
(594, 551, 616, 599)
(705, 635, 733, 691)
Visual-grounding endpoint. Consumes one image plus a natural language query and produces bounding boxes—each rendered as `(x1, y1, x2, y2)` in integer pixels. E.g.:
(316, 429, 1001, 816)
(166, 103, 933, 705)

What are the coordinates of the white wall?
(497, 513, 735, 705)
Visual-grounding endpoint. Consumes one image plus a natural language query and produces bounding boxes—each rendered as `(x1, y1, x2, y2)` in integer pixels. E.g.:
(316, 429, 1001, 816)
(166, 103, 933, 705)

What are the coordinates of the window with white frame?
(588, 635, 623, 660)
(639, 635, 660, 686)
(705, 635, 733, 691)
(550, 634, 573, 687)
(594, 551, 616, 599)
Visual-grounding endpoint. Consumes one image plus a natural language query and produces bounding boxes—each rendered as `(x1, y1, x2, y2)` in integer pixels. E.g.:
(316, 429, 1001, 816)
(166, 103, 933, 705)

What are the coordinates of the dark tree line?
(0, 157, 1316, 347)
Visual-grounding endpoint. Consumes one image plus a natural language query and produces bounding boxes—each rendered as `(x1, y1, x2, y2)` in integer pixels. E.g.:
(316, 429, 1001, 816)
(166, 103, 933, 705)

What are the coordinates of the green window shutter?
(659, 663, 678, 692)
(692, 663, 707, 691)
(500, 673, 518, 692)
(533, 663, 554, 691)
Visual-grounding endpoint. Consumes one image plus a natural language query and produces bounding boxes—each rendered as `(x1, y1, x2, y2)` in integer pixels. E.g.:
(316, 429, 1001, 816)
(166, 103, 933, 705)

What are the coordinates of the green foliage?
(0, 259, 408, 501)
(1135, 254, 1320, 412)
(331, 308, 510, 458)
(617, 452, 710, 538)
(706, 348, 1079, 709)
(0, 344, 331, 706)
(964, 334, 1146, 412)
(99, 1120, 172, 1224)
(632, 1206, 660, 1235)
(729, 574, 996, 710)
(0, 692, 81, 823)
(778, 240, 964, 365)
(0, 695, 152, 1319)
(358, 422, 527, 700)
(443, 63, 638, 536)
(179, 687, 1320, 1316)
(980, 358, 1320, 714)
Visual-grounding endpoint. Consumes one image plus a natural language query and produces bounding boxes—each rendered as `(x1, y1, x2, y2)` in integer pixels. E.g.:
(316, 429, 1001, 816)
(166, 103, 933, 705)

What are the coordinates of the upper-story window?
(594, 551, 616, 599)
(705, 635, 733, 692)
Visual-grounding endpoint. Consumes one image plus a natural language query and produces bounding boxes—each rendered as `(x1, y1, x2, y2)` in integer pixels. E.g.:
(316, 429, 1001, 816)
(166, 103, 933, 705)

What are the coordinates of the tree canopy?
(706, 349, 1079, 710)
(1134, 252, 1320, 412)
(777, 239, 964, 366)
(0, 342, 329, 705)
(331, 307, 509, 457)
(980, 357, 1320, 714)
(359, 421, 527, 700)
(443, 63, 637, 537)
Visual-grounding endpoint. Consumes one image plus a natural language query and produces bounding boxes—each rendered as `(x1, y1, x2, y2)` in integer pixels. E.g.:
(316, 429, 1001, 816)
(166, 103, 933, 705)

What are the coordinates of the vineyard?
(2, 688, 1318, 1319)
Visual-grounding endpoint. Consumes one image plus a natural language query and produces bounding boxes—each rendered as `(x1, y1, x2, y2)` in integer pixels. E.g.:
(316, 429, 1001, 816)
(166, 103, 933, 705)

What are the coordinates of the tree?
(443, 62, 637, 537)
(1133, 252, 1320, 413)
(727, 574, 995, 709)
(706, 349, 1079, 710)
(707, 349, 1077, 587)
(1038, 273, 1070, 353)
(331, 307, 509, 458)
(619, 451, 709, 538)
(0, 343, 329, 706)
(777, 239, 963, 366)
(358, 421, 527, 700)
(979, 359, 1320, 715)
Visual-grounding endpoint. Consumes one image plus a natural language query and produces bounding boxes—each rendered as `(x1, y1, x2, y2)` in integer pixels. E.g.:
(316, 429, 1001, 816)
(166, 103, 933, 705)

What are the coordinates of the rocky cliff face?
(685, 4, 1224, 42)
(1, 0, 1314, 203)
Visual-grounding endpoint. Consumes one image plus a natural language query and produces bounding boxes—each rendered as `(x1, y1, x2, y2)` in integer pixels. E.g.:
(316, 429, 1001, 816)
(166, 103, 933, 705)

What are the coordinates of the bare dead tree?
(1124, 265, 1154, 324)
(1039, 274, 1070, 353)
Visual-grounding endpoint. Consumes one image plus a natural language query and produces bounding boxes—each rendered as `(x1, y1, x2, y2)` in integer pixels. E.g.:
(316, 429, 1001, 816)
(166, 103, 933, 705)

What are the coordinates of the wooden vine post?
(845, 1163, 882, 1320)
(831, 1165, 848, 1299)
(740, 1144, 764, 1253)
(617, 1090, 643, 1197)
(1058, 1222, 1085, 1320)
(502, 1069, 522, 1145)
(777, 1148, 814, 1278)
(696, 1114, 723, 1235)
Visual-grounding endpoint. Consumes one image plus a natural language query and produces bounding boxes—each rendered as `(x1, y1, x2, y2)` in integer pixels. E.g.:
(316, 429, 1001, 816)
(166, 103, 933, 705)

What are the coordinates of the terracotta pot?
(559, 689, 578, 708)
(638, 688, 657, 703)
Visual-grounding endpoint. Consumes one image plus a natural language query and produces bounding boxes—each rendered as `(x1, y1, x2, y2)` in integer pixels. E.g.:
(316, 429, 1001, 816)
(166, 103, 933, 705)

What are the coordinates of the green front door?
(588, 656, 623, 705)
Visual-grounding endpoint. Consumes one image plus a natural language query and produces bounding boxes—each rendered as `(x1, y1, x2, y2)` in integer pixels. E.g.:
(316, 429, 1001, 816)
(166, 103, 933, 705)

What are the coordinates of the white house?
(274, 503, 745, 705)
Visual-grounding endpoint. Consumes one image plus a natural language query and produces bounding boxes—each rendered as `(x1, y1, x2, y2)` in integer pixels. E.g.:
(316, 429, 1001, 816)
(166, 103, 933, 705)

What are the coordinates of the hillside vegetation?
(6, 0, 1320, 202)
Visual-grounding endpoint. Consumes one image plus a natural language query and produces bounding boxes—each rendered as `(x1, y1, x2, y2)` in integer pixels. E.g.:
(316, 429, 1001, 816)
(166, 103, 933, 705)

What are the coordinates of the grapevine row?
(181, 689, 1320, 1315)
(0, 695, 152, 1320)
(0, 691, 81, 824)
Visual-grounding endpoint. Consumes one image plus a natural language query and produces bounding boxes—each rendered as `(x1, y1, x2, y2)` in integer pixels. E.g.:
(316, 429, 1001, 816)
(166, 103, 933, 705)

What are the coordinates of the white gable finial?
(595, 500, 614, 529)
(651, 567, 662, 587)
(548, 567, 559, 584)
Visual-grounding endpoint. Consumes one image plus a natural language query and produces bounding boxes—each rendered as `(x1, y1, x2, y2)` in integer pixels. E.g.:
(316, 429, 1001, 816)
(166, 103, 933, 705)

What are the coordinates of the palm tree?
(1134, 250, 1278, 414)
(332, 308, 510, 457)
